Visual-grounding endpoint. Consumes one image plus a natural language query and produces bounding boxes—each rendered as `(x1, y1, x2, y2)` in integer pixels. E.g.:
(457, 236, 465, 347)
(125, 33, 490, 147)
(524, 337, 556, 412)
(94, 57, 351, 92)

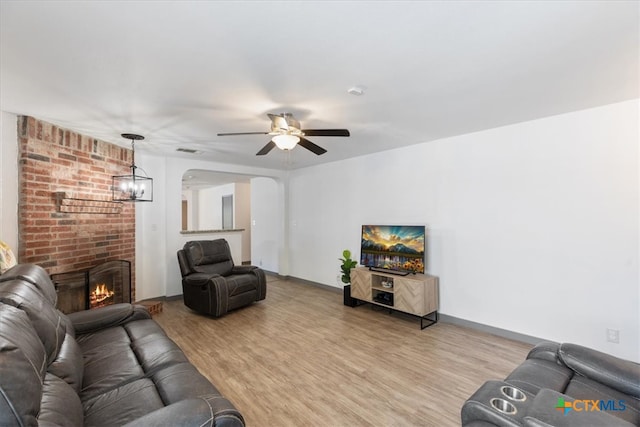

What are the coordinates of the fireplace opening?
(50, 270, 87, 314)
(90, 283, 115, 308)
(52, 260, 131, 314)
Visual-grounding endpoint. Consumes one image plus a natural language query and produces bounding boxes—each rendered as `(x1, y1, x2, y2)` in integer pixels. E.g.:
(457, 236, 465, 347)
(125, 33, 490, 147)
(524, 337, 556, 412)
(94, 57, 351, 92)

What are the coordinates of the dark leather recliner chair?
(177, 239, 266, 317)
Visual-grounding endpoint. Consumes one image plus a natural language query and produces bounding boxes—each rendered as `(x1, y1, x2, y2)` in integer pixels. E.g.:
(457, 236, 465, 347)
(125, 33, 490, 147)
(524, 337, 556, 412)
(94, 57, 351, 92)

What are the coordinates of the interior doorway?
(222, 195, 233, 229)
(181, 200, 188, 230)
(181, 170, 279, 267)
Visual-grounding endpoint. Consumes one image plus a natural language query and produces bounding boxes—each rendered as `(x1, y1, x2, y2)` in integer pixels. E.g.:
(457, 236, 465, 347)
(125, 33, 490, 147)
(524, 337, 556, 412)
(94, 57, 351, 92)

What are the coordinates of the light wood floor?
(154, 275, 532, 427)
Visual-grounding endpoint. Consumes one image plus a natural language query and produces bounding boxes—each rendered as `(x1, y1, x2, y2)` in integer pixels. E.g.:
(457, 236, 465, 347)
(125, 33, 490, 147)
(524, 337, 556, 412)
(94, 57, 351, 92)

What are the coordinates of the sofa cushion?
(48, 332, 84, 393)
(125, 319, 190, 372)
(0, 241, 17, 274)
(151, 362, 222, 404)
(229, 291, 259, 313)
(559, 343, 640, 398)
(226, 274, 260, 296)
(0, 278, 68, 364)
(83, 378, 166, 426)
(0, 263, 58, 305)
(0, 303, 46, 426)
(505, 358, 574, 395)
(564, 376, 640, 426)
(76, 327, 145, 401)
(184, 240, 234, 276)
(122, 396, 246, 427)
(523, 388, 636, 427)
(40, 372, 84, 426)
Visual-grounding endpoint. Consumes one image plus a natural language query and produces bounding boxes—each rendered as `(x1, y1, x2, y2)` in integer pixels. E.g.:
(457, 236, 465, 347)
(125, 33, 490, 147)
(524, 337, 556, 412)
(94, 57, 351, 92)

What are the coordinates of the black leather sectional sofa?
(462, 341, 640, 427)
(0, 263, 244, 426)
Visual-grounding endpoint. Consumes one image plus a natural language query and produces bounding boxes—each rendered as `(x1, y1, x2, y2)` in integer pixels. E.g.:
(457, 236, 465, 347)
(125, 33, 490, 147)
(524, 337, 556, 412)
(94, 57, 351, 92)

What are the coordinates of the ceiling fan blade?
(302, 129, 350, 137)
(298, 137, 327, 155)
(256, 140, 276, 156)
(217, 131, 269, 136)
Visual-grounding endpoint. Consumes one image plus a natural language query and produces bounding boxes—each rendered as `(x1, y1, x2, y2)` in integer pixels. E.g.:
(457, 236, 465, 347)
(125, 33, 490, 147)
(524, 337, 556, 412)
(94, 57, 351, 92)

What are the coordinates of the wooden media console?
(350, 267, 439, 329)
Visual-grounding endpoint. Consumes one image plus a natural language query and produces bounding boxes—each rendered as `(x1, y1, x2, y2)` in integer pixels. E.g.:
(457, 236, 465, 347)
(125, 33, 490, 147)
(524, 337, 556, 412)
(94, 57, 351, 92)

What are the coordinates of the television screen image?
(360, 225, 425, 274)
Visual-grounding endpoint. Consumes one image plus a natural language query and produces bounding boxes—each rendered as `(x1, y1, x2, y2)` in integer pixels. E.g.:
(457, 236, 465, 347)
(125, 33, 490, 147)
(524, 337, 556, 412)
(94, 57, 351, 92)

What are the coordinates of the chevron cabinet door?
(350, 268, 370, 300)
(394, 279, 425, 314)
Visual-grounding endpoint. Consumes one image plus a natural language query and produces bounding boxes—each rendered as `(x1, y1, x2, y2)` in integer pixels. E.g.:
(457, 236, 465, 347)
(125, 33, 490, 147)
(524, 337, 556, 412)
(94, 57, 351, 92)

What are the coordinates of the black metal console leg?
(420, 311, 438, 330)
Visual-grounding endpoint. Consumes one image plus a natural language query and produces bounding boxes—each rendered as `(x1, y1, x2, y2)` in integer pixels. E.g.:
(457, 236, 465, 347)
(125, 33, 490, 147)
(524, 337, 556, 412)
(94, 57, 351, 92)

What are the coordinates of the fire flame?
(91, 283, 114, 304)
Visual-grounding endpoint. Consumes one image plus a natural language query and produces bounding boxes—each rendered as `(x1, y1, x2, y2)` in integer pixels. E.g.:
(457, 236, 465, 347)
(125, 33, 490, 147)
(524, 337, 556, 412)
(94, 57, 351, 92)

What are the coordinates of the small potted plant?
(339, 249, 358, 306)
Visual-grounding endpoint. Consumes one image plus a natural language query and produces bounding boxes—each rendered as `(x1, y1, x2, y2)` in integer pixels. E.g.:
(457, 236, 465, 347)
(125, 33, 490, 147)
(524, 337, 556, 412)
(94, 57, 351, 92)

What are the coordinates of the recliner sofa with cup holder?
(461, 341, 640, 427)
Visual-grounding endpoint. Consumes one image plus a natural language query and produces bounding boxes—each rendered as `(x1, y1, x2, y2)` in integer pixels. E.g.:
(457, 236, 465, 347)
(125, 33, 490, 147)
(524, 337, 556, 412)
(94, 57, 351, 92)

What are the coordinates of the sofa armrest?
(523, 388, 635, 427)
(176, 249, 191, 278)
(183, 272, 223, 287)
(122, 396, 244, 427)
(231, 265, 258, 274)
(232, 266, 266, 300)
(527, 341, 561, 363)
(559, 343, 640, 398)
(67, 303, 150, 334)
(461, 380, 533, 427)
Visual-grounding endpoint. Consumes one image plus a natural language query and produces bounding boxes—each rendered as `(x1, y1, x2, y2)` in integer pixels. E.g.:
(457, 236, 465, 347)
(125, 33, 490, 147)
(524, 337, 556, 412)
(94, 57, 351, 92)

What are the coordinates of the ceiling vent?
(176, 148, 199, 154)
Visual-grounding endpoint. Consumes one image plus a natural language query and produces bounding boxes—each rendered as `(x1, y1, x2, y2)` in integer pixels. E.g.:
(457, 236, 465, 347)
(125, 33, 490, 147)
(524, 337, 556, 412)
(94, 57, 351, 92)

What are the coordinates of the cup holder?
(500, 385, 526, 402)
(490, 398, 517, 415)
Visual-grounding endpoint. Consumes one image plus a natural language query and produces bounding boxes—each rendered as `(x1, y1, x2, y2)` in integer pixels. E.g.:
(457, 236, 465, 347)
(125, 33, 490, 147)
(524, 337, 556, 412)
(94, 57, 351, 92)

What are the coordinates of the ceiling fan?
(217, 113, 350, 156)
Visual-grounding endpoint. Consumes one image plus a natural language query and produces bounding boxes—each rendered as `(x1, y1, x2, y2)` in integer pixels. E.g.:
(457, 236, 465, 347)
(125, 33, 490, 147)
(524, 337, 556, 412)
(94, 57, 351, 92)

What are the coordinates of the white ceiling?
(1, 1, 638, 171)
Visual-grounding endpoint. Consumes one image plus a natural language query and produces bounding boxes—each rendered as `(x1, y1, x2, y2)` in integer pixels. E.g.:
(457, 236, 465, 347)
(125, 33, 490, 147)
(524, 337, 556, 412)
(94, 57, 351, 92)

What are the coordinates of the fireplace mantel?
(55, 191, 123, 214)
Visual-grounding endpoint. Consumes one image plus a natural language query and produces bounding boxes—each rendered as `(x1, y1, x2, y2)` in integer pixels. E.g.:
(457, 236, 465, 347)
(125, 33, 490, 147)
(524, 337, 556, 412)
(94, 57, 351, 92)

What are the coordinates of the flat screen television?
(360, 225, 426, 275)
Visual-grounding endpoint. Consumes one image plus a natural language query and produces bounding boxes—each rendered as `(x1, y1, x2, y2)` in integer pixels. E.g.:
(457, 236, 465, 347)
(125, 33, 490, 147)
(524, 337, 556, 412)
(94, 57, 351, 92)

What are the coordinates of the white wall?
(287, 100, 639, 362)
(0, 111, 18, 251)
(135, 154, 167, 301)
(250, 177, 282, 272)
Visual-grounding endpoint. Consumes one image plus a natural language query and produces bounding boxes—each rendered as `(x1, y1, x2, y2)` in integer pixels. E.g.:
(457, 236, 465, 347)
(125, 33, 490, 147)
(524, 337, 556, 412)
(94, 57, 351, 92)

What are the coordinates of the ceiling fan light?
(273, 134, 300, 150)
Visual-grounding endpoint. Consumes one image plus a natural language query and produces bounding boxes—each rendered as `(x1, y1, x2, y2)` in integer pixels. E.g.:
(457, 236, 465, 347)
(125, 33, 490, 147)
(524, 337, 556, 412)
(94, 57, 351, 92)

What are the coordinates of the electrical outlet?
(606, 328, 620, 344)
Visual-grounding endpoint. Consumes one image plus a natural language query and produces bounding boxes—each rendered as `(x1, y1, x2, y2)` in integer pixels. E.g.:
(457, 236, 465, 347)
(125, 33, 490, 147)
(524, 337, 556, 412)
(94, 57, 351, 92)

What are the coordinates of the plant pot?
(343, 284, 358, 307)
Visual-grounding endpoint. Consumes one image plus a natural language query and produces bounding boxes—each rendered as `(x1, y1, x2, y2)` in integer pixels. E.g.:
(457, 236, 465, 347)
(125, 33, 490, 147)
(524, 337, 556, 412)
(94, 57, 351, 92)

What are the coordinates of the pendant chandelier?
(112, 133, 153, 202)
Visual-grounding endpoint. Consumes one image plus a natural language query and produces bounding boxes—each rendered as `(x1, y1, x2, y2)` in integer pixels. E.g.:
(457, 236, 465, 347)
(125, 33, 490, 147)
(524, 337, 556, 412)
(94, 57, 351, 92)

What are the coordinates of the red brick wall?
(17, 116, 136, 300)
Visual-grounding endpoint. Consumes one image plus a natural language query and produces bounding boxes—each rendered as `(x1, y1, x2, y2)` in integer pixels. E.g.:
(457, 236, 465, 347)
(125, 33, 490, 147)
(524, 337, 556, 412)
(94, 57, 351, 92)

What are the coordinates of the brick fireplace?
(17, 116, 136, 301)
